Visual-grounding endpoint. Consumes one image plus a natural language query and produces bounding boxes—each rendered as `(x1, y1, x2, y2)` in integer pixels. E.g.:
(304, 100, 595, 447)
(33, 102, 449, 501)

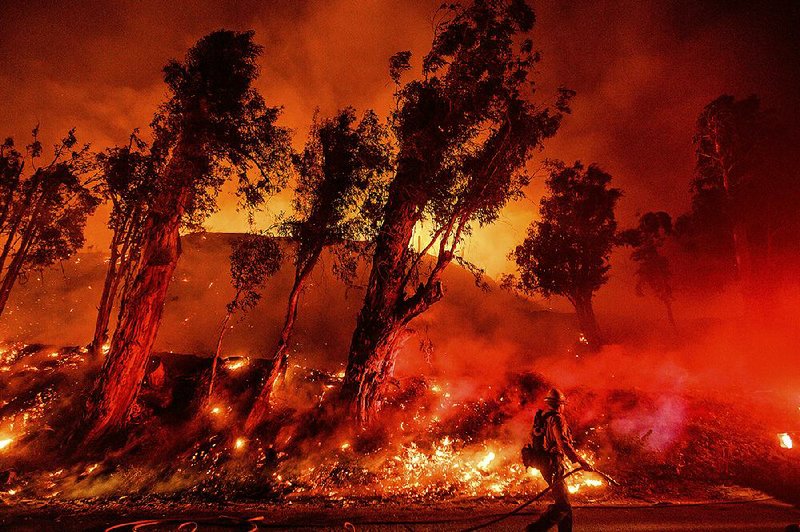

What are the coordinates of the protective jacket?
(541, 411, 582, 464)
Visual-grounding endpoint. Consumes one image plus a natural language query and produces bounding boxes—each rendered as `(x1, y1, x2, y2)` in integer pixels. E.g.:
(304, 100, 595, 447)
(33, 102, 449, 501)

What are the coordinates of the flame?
(234, 437, 247, 450)
(477, 451, 495, 470)
(224, 358, 248, 371)
(0, 438, 13, 450)
(778, 432, 793, 449)
(568, 475, 604, 493)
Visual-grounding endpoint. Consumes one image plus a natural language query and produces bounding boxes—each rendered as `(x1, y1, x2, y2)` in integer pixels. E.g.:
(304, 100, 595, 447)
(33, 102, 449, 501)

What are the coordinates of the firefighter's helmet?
(544, 388, 567, 405)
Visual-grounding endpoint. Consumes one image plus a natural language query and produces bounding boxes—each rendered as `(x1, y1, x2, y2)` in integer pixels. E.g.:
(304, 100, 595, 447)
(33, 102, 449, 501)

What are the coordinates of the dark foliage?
(0, 128, 100, 318)
(509, 160, 621, 348)
(344, 0, 571, 421)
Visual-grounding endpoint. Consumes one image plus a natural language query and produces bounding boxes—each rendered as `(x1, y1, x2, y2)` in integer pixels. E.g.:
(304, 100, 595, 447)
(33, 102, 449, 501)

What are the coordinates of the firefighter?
(527, 388, 593, 532)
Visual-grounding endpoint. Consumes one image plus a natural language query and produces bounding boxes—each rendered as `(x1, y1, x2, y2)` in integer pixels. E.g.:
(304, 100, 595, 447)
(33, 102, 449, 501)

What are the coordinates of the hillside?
(0, 232, 577, 379)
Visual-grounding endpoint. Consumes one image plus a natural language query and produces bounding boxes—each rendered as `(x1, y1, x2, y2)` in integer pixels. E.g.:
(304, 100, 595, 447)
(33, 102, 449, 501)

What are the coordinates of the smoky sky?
(1, 0, 797, 277)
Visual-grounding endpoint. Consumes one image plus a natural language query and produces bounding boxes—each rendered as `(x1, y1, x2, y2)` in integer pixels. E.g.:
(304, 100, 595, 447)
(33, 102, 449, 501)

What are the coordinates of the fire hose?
(460, 465, 619, 532)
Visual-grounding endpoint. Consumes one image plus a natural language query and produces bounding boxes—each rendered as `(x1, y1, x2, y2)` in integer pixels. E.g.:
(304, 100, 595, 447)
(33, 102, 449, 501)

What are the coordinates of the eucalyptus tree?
(245, 107, 391, 432)
(84, 30, 292, 442)
(0, 129, 99, 318)
(342, 0, 572, 422)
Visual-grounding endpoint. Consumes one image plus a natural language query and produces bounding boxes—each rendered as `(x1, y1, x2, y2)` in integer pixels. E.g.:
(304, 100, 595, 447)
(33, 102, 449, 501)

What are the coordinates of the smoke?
(1, 0, 798, 278)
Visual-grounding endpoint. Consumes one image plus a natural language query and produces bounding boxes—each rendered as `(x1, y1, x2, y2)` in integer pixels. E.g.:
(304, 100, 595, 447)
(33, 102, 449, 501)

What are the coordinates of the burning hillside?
(0, 335, 797, 511)
(0, 233, 576, 375)
(1, 3, 800, 529)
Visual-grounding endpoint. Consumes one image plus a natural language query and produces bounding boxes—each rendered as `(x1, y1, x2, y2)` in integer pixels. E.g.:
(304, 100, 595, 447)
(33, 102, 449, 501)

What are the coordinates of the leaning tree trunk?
(89, 212, 142, 358)
(245, 256, 315, 433)
(89, 230, 123, 357)
(0, 188, 49, 317)
(343, 315, 413, 424)
(207, 309, 234, 404)
(83, 146, 200, 443)
(341, 159, 432, 422)
(0, 222, 38, 317)
(573, 293, 602, 351)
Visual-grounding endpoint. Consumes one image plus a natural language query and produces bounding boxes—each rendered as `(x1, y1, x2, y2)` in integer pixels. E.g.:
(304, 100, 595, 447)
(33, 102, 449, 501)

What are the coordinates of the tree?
(509, 160, 622, 350)
(0, 128, 100, 318)
(207, 234, 281, 404)
(620, 211, 676, 328)
(83, 30, 292, 443)
(89, 132, 156, 357)
(244, 108, 391, 433)
(342, 0, 571, 423)
(691, 94, 762, 288)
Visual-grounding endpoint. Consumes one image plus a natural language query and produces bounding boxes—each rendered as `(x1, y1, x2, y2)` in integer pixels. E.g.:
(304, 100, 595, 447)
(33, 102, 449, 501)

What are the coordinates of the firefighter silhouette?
(525, 388, 593, 532)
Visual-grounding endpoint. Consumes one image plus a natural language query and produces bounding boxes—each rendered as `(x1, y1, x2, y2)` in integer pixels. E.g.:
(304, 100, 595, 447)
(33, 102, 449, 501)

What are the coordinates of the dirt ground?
(2, 498, 799, 531)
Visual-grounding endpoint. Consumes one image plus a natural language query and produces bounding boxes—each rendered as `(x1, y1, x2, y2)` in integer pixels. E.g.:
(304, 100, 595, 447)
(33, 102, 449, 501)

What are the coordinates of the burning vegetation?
(0, 0, 799, 527)
(0, 333, 798, 512)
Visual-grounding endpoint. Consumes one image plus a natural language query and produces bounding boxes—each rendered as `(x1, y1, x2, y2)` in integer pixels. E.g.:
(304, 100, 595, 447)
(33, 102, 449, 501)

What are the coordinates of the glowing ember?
(101, 343, 111, 354)
(0, 438, 12, 450)
(210, 406, 221, 415)
(335, 369, 346, 379)
(224, 358, 248, 371)
(778, 432, 793, 449)
(234, 437, 247, 450)
(340, 442, 351, 450)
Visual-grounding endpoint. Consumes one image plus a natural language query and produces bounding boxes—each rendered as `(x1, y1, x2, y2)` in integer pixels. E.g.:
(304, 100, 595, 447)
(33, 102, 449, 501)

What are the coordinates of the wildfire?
(284, 434, 606, 500)
(778, 432, 793, 449)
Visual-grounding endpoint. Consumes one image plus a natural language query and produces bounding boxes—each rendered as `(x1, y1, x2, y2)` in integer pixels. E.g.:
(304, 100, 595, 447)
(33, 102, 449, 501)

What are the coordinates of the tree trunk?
(207, 310, 233, 404)
(83, 144, 200, 443)
(342, 316, 412, 424)
(0, 221, 38, 316)
(244, 256, 315, 433)
(731, 222, 753, 290)
(342, 158, 431, 422)
(573, 294, 602, 351)
(0, 189, 48, 317)
(0, 184, 38, 276)
(89, 230, 123, 357)
(664, 299, 677, 331)
(89, 212, 142, 358)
